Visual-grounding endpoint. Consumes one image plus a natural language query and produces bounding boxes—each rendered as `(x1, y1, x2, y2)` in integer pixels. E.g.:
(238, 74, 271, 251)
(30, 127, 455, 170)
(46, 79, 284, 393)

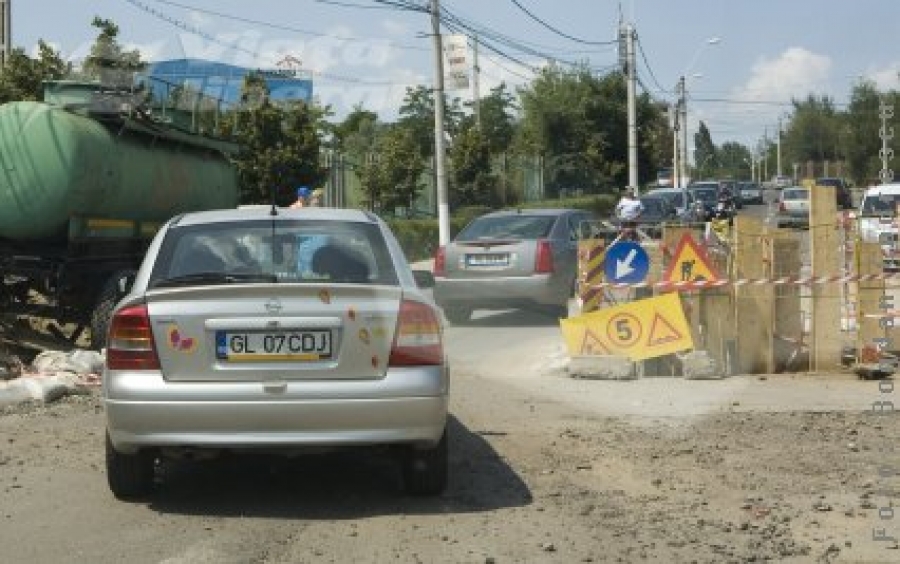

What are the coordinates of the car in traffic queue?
(432, 208, 593, 324)
(858, 183, 900, 271)
(738, 180, 764, 204)
(103, 206, 449, 499)
(775, 186, 810, 228)
(687, 182, 722, 221)
(645, 187, 704, 222)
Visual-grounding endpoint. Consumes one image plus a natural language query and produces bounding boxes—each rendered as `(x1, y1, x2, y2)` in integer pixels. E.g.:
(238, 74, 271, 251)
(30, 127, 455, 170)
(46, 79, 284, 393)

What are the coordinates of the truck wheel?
(401, 429, 448, 496)
(106, 433, 155, 499)
(90, 270, 135, 350)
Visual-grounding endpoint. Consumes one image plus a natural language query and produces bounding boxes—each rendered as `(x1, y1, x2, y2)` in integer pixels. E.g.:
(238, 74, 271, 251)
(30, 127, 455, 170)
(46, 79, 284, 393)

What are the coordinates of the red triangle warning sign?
(646, 312, 683, 347)
(662, 233, 720, 283)
(580, 329, 611, 355)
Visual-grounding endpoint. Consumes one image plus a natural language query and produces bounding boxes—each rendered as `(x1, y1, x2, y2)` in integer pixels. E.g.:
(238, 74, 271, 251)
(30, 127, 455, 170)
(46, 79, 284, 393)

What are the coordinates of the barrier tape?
(591, 272, 900, 290)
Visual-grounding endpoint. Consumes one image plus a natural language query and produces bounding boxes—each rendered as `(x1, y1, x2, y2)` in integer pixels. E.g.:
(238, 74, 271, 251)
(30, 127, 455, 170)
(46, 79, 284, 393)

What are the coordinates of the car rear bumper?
(105, 366, 448, 453)
(433, 273, 567, 308)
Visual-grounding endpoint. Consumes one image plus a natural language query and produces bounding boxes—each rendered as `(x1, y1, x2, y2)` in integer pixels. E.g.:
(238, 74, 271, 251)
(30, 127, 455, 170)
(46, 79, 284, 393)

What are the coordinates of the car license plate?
(466, 253, 509, 267)
(215, 330, 332, 362)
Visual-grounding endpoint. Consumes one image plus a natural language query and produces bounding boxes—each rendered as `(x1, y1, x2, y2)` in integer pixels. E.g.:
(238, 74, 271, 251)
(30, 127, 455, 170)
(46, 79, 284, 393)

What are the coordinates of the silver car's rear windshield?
(149, 220, 399, 287)
(782, 189, 808, 200)
(457, 215, 556, 241)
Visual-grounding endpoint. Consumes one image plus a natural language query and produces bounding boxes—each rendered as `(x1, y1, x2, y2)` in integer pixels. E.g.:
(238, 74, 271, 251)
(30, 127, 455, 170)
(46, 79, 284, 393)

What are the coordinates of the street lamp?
(676, 37, 721, 190)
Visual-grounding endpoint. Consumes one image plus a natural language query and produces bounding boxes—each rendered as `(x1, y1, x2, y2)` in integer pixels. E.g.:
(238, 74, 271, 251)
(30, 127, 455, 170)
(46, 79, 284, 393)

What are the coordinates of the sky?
(11, 0, 900, 151)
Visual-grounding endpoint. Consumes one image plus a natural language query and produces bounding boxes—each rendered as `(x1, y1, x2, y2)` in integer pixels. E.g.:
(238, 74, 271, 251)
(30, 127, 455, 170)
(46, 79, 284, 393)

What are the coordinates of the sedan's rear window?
(456, 215, 556, 241)
(149, 220, 398, 287)
(782, 189, 808, 201)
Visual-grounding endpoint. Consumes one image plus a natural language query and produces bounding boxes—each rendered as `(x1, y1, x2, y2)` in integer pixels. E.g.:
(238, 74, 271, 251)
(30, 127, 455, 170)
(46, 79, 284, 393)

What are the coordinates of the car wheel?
(106, 433, 155, 499)
(443, 306, 471, 325)
(545, 303, 569, 319)
(401, 430, 448, 496)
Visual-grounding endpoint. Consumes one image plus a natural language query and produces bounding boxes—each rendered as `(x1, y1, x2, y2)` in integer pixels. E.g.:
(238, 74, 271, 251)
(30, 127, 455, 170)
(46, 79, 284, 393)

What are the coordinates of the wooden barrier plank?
(733, 216, 773, 374)
(857, 242, 886, 359)
(771, 233, 803, 372)
(809, 186, 842, 371)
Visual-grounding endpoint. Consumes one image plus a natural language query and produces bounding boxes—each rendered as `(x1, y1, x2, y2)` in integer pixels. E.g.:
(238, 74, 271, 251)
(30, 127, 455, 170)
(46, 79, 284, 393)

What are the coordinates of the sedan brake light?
(106, 304, 161, 370)
(389, 300, 443, 366)
(534, 239, 554, 274)
(433, 246, 446, 276)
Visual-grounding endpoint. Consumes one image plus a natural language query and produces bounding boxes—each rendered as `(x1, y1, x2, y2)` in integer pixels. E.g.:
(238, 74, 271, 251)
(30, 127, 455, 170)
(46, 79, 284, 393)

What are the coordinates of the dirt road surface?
(1, 310, 899, 563)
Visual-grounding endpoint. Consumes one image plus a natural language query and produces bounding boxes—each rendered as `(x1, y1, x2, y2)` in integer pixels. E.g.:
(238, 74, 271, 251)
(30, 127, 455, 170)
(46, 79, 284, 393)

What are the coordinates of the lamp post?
(677, 37, 721, 187)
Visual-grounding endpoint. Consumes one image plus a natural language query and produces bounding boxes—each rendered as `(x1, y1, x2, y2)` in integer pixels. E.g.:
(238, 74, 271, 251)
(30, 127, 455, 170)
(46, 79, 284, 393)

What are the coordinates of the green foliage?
(82, 17, 145, 85)
(358, 125, 426, 214)
(0, 42, 69, 103)
(694, 121, 717, 177)
(464, 83, 517, 154)
(224, 75, 328, 205)
(398, 85, 465, 159)
(449, 123, 498, 207)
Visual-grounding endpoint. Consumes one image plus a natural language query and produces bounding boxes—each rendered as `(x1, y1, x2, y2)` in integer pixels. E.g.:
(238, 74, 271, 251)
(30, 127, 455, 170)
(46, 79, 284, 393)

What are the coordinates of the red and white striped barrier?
(591, 272, 900, 290)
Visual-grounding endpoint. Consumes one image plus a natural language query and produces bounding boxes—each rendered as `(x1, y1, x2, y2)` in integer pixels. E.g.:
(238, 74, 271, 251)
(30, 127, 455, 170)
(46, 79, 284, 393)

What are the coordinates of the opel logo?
(265, 298, 283, 314)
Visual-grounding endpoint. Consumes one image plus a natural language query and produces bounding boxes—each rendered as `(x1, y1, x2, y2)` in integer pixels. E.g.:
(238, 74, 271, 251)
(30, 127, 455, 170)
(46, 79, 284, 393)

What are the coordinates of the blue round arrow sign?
(603, 241, 650, 284)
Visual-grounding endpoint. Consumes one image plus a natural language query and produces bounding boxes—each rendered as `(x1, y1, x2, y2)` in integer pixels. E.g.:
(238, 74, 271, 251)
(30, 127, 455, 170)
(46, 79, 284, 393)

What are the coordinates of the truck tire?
(90, 270, 135, 350)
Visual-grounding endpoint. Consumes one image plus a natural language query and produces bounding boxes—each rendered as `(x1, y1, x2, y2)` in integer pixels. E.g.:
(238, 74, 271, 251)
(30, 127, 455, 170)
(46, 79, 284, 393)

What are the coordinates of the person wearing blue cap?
(290, 186, 311, 208)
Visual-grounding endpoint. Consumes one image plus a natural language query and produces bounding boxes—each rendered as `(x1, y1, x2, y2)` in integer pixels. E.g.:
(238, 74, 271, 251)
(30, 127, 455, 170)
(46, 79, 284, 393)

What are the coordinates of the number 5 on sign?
(559, 293, 694, 361)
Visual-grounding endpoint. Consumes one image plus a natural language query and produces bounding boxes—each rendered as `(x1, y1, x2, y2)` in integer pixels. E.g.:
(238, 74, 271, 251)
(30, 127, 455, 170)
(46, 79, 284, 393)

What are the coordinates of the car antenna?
(269, 182, 278, 216)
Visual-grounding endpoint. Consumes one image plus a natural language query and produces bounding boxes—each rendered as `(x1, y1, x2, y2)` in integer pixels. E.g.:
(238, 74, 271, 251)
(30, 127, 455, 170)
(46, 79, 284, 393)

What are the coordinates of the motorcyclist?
(615, 189, 644, 241)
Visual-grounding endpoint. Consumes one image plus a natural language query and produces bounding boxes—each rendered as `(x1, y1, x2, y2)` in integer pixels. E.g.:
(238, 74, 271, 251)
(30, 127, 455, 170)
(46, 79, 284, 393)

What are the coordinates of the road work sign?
(559, 292, 694, 361)
(663, 233, 720, 283)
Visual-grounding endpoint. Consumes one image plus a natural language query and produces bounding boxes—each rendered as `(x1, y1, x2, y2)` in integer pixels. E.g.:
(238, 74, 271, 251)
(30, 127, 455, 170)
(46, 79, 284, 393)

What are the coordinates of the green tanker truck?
(0, 80, 239, 349)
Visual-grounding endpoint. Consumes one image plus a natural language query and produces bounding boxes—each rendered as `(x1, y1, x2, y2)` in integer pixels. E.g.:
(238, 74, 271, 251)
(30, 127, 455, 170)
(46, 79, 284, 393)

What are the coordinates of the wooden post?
(732, 216, 774, 373)
(809, 186, 842, 371)
(857, 241, 885, 360)
(771, 232, 803, 371)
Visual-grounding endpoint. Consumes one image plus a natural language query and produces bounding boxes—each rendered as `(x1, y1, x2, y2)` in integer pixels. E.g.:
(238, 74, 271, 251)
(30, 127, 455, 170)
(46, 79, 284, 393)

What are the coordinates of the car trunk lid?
(143, 283, 403, 382)
(442, 238, 542, 278)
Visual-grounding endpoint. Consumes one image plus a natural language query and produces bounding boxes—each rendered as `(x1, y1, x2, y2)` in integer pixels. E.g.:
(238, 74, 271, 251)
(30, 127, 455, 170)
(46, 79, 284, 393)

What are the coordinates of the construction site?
(567, 185, 898, 379)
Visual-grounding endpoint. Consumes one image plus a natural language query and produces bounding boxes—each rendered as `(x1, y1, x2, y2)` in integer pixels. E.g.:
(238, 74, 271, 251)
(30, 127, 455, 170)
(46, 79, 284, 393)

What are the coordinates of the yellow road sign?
(559, 292, 694, 361)
(662, 233, 720, 283)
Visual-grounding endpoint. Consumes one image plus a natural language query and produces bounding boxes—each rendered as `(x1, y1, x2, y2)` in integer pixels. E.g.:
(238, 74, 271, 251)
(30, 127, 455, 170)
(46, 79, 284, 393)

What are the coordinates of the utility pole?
(0, 0, 10, 68)
(776, 117, 783, 177)
(623, 23, 638, 193)
(670, 104, 680, 189)
(471, 35, 481, 130)
(678, 76, 689, 186)
(430, 0, 450, 246)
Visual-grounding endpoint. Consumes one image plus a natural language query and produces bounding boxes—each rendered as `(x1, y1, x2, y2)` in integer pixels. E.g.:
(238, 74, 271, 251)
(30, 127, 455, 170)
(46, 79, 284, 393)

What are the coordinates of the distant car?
(815, 177, 853, 210)
(104, 206, 449, 498)
(858, 183, 900, 270)
(688, 183, 721, 221)
(776, 186, 810, 228)
(636, 194, 678, 224)
(433, 208, 593, 323)
(645, 187, 703, 222)
(738, 181, 763, 204)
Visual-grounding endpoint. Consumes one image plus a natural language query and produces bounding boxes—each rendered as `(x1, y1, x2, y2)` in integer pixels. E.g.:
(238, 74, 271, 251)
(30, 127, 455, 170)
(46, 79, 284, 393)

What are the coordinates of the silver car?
(776, 186, 810, 228)
(103, 207, 448, 498)
(433, 208, 592, 323)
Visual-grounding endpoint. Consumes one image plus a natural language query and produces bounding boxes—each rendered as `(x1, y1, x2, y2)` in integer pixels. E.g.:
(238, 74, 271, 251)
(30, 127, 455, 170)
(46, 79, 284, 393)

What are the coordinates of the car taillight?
(389, 300, 443, 366)
(106, 304, 160, 370)
(535, 239, 554, 274)
(433, 246, 446, 276)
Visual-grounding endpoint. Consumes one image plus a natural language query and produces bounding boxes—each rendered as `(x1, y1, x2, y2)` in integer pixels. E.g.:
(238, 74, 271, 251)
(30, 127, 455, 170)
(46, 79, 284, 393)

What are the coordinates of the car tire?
(90, 270, 135, 350)
(401, 429, 448, 496)
(443, 306, 471, 325)
(106, 433, 155, 499)
(545, 303, 569, 319)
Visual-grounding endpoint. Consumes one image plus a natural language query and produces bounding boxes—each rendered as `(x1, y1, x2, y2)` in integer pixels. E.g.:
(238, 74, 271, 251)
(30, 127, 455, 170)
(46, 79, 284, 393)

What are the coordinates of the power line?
(636, 37, 670, 95)
(123, 0, 412, 85)
(507, 0, 617, 46)
(145, 0, 430, 51)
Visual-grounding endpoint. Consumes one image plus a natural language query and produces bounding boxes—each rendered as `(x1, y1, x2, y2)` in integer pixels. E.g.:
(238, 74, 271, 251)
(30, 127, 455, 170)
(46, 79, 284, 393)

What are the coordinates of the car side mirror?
(412, 270, 435, 289)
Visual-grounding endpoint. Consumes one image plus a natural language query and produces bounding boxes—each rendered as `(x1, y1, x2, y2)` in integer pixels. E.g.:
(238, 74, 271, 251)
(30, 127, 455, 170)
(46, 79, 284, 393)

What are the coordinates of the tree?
(844, 81, 886, 184)
(465, 83, 517, 154)
(357, 125, 425, 215)
(782, 95, 841, 173)
(718, 142, 751, 179)
(0, 41, 69, 103)
(225, 74, 328, 205)
(82, 17, 145, 85)
(398, 85, 464, 158)
(693, 121, 717, 179)
(449, 123, 498, 207)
